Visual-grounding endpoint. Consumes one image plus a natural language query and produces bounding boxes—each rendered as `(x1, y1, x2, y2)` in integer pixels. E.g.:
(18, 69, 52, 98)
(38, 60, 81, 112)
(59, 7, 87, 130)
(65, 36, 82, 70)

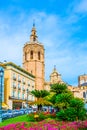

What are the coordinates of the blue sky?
(0, 0, 87, 86)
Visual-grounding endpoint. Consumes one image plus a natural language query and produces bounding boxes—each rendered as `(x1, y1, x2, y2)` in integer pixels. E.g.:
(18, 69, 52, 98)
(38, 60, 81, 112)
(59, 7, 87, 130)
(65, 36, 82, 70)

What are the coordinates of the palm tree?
(31, 89, 52, 111)
(55, 92, 73, 110)
(50, 83, 68, 95)
(50, 83, 73, 111)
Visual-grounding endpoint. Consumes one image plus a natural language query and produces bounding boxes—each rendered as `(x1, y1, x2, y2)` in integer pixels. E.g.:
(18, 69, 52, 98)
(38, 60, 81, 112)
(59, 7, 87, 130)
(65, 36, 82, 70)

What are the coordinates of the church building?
(23, 23, 64, 91)
(23, 23, 45, 90)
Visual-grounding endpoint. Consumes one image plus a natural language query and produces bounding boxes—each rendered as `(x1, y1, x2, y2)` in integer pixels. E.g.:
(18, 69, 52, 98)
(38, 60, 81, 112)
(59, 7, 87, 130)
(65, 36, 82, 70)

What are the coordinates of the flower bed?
(0, 120, 87, 130)
(27, 112, 56, 122)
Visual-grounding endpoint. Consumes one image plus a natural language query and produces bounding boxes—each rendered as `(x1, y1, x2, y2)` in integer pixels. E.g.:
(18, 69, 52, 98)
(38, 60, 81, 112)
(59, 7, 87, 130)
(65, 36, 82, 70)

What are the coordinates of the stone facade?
(68, 85, 87, 101)
(78, 74, 87, 87)
(23, 24, 45, 90)
(44, 66, 64, 91)
(50, 66, 64, 84)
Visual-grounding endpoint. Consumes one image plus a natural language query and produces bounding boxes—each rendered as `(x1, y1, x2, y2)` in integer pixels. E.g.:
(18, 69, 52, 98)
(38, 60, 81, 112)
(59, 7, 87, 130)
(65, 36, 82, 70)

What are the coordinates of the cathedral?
(23, 23, 64, 91)
(23, 23, 87, 101)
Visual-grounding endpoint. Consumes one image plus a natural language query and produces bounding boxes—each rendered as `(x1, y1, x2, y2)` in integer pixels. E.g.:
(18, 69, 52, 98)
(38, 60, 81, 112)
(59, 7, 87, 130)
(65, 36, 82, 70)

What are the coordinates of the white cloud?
(75, 0, 87, 13)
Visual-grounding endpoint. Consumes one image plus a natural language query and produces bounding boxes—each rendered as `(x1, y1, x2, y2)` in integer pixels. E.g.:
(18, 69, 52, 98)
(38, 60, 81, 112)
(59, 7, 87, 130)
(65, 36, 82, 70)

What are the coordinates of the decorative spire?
(54, 65, 56, 71)
(33, 19, 35, 27)
(30, 20, 38, 42)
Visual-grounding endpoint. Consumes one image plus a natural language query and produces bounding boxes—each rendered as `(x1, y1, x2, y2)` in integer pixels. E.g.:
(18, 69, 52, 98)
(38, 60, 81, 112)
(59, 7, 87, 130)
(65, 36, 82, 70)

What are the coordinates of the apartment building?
(0, 62, 35, 109)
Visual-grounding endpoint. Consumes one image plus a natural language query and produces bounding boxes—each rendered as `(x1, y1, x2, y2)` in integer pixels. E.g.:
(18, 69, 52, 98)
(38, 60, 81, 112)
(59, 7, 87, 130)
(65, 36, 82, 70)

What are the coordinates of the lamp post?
(26, 89, 29, 114)
(0, 68, 4, 122)
(26, 89, 28, 108)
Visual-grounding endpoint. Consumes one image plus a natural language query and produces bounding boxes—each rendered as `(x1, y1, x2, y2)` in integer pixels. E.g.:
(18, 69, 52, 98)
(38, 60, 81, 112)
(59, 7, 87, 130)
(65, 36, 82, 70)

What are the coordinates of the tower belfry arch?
(23, 23, 45, 90)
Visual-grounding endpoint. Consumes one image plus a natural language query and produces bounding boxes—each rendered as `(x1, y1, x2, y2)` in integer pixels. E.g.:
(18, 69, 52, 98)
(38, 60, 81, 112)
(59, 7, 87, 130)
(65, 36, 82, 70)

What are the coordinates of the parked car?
(7, 109, 14, 118)
(32, 108, 37, 113)
(20, 108, 27, 114)
(19, 109, 25, 115)
(27, 108, 33, 113)
(0, 110, 8, 119)
(12, 110, 21, 116)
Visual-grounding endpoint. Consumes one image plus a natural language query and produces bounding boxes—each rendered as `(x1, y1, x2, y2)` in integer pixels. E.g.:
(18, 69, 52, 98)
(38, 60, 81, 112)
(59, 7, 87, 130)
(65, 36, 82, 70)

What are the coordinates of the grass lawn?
(0, 114, 29, 127)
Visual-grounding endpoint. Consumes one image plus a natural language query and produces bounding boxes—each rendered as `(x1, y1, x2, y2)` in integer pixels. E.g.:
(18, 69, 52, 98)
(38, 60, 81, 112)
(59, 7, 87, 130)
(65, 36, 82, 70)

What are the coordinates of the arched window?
(38, 51, 40, 60)
(25, 52, 27, 60)
(30, 51, 33, 59)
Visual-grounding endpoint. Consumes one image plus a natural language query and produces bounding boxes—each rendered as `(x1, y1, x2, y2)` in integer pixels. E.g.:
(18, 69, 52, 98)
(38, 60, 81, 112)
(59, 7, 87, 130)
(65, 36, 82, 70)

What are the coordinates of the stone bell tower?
(23, 23, 45, 90)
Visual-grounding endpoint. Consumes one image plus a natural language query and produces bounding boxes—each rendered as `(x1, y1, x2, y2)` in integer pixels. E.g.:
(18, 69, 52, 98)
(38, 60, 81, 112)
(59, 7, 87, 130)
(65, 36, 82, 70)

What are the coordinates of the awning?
(2, 102, 9, 109)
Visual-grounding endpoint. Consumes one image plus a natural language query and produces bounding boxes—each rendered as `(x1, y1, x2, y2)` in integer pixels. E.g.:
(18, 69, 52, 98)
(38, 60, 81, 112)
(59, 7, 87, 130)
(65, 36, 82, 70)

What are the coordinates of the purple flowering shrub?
(0, 120, 87, 130)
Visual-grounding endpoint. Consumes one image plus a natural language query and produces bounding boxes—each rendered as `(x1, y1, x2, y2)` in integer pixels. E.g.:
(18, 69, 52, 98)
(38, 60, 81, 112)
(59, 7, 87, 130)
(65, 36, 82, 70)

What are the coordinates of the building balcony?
(13, 76, 16, 80)
(18, 87, 21, 90)
(28, 83, 30, 86)
(22, 80, 26, 84)
(26, 88, 29, 92)
(22, 88, 25, 91)
(18, 78, 21, 82)
(9, 96, 19, 100)
(13, 84, 16, 89)
(25, 98, 28, 101)
(9, 96, 26, 101)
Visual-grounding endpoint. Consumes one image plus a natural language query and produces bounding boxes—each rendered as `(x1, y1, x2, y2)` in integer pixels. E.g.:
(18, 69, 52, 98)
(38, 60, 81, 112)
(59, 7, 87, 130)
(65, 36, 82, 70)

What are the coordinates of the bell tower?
(23, 23, 45, 90)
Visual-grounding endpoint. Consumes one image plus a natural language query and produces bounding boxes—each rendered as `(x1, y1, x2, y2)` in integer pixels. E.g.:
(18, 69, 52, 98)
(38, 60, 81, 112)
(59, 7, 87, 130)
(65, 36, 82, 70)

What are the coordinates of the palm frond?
(29, 98, 52, 106)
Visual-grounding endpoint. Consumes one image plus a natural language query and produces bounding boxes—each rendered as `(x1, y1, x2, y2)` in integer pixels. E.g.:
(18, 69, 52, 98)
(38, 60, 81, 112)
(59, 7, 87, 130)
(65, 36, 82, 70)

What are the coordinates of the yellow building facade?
(0, 62, 35, 109)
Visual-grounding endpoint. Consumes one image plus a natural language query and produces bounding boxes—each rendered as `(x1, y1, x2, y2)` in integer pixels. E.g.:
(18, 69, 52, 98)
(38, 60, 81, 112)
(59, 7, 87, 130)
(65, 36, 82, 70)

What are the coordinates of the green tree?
(50, 83, 71, 110)
(50, 83, 86, 121)
(56, 98, 86, 121)
(55, 92, 73, 110)
(31, 89, 52, 111)
(69, 98, 86, 120)
(50, 83, 68, 95)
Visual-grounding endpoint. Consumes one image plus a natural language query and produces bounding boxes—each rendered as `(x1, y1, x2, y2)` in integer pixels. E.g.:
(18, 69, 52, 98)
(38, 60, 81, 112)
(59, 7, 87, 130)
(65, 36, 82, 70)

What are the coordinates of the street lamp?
(26, 89, 29, 114)
(0, 68, 4, 122)
(26, 89, 29, 108)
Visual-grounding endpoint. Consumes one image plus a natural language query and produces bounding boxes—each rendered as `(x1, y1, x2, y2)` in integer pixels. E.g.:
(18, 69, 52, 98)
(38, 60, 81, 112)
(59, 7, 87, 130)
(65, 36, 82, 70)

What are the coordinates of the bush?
(56, 107, 86, 121)
(38, 112, 52, 121)
(65, 107, 78, 121)
(56, 110, 67, 121)
(69, 98, 86, 121)
(27, 112, 56, 122)
(27, 112, 50, 122)
(56, 98, 86, 121)
(27, 113, 35, 122)
(38, 112, 46, 121)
